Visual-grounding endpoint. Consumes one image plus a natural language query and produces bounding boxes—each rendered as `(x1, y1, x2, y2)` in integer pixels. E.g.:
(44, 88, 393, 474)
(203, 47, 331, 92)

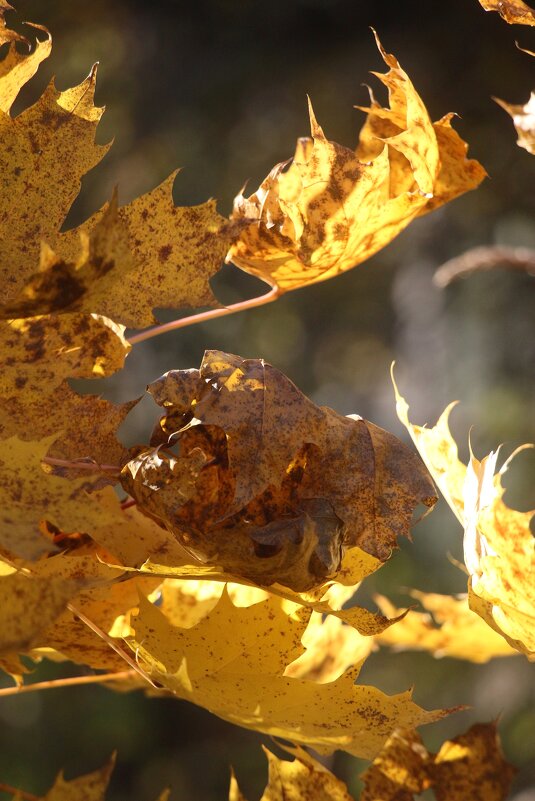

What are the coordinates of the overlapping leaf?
(478, 0, 535, 25)
(227, 36, 485, 292)
(122, 350, 436, 593)
(394, 376, 535, 660)
(375, 591, 518, 661)
(127, 587, 449, 759)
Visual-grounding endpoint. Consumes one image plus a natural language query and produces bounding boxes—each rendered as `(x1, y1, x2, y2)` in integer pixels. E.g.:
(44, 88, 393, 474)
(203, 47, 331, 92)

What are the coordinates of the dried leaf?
(495, 93, 535, 155)
(122, 351, 435, 593)
(227, 37, 484, 293)
(478, 0, 535, 25)
(393, 374, 535, 660)
(128, 590, 449, 759)
(375, 591, 518, 662)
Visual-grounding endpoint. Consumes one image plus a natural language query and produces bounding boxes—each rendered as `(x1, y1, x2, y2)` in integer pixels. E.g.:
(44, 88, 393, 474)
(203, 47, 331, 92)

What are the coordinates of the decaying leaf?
(122, 350, 436, 592)
(495, 93, 535, 155)
(361, 722, 515, 801)
(394, 375, 535, 660)
(227, 36, 485, 293)
(478, 0, 535, 25)
(375, 591, 518, 661)
(128, 588, 449, 759)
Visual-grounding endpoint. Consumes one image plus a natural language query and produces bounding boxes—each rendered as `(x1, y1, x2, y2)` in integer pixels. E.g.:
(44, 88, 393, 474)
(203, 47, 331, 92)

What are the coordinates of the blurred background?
(1, 0, 534, 798)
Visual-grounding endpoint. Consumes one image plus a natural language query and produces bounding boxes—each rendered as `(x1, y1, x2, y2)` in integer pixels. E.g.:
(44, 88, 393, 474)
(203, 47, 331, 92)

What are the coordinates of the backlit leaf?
(128, 589, 449, 759)
(394, 376, 535, 660)
(375, 591, 518, 661)
(227, 37, 484, 293)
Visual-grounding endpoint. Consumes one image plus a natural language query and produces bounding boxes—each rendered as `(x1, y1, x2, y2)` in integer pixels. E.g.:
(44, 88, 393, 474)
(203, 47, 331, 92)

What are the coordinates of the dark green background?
(1, 1, 534, 799)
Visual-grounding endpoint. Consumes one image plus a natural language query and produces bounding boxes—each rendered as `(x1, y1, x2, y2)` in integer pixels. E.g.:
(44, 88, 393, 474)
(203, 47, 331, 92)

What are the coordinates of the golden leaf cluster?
(0, 1, 530, 798)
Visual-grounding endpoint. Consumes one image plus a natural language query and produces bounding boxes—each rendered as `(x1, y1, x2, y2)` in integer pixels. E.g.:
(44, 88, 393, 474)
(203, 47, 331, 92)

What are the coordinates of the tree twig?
(0, 782, 39, 801)
(127, 284, 280, 346)
(434, 245, 535, 288)
(0, 670, 135, 698)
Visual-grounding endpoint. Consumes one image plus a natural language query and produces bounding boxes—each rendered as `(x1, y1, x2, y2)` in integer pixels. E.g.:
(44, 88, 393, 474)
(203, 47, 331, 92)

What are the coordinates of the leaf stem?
(127, 284, 280, 346)
(0, 783, 39, 801)
(0, 670, 135, 698)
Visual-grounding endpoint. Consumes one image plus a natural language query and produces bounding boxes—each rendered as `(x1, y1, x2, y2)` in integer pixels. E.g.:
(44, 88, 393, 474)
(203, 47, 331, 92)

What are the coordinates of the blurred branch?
(434, 245, 535, 288)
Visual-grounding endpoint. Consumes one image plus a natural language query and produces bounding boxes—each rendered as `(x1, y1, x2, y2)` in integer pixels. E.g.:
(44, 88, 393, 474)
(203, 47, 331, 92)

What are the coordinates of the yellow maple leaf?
(127, 589, 449, 759)
(478, 0, 535, 24)
(122, 350, 436, 593)
(393, 374, 535, 660)
(495, 93, 535, 155)
(227, 36, 485, 293)
(375, 591, 518, 662)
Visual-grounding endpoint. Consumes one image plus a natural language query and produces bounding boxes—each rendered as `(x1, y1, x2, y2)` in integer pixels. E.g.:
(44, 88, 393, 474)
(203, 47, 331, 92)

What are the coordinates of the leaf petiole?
(127, 284, 279, 346)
